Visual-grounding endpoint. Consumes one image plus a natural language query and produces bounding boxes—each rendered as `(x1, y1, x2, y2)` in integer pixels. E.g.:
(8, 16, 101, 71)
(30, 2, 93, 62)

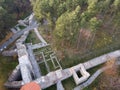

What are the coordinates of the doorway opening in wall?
(76, 70, 82, 78)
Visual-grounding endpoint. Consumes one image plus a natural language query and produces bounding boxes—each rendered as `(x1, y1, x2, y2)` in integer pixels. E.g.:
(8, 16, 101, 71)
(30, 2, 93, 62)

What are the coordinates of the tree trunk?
(89, 32, 96, 50)
(84, 35, 90, 49)
(77, 29, 82, 49)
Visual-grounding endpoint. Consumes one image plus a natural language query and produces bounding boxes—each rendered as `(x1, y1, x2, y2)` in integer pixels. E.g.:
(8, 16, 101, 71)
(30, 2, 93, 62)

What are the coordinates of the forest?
(32, 0, 120, 50)
(0, 0, 31, 41)
(0, 0, 120, 90)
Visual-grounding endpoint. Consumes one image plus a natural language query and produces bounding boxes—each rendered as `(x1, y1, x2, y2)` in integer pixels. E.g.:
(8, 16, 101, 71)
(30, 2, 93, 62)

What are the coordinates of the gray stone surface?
(34, 50, 120, 89)
(74, 60, 120, 90)
(10, 13, 34, 34)
(16, 32, 33, 84)
(4, 81, 23, 88)
(19, 64, 32, 83)
(31, 43, 49, 50)
(83, 50, 120, 69)
(33, 28, 47, 44)
(8, 65, 20, 82)
(71, 64, 90, 85)
(50, 53, 62, 69)
(0, 24, 38, 53)
(41, 52, 50, 72)
(27, 44, 41, 78)
(35, 69, 72, 89)
(57, 81, 64, 90)
(2, 49, 17, 56)
(10, 28, 18, 34)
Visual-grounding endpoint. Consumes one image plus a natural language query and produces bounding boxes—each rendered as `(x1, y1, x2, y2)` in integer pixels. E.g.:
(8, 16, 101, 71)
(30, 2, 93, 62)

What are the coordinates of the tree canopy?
(0, 0, 31, 39)
(26, 0, 120, 49)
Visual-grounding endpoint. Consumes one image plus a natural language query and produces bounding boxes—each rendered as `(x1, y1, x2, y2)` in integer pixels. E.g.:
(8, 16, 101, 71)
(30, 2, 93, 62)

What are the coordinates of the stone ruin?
(0, 13, 120, 90)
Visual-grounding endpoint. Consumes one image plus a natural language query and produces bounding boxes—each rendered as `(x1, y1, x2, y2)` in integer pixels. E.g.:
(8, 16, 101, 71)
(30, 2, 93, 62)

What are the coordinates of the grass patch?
(19, 25, 26, 30)
(62, 77, 76, 90)
(25, 31, 40, 44)
(47, 60, 55, 71)
(39, 63, 48, 75)
(44, 85, 56, 90)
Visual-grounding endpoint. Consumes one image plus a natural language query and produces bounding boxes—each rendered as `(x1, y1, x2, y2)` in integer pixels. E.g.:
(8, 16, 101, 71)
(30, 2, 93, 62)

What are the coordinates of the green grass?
(63, 77, 76, 90)
(26, 31, 40, 44)
(39, 63, 48, 75)
(47, 60, 56, 71)
(19, 25, 26, 30)
(44, 85, 56, 90)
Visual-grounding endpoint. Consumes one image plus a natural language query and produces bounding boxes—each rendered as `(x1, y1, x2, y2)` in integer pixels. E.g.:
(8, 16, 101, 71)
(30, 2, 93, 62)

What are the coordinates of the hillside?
(0, 0, 120, 90)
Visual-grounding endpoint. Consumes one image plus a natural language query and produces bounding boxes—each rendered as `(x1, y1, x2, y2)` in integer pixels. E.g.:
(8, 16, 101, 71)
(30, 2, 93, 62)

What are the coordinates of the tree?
(102, 0, 111, 16)
(89, 17, 102, 32)
(87, 17, 102, 49)
(32, 0, 82, 26)
(80, 0, 98, 28)
(53, 6, 81, 48)
(32, 0, 120, 52)
(113, 0, 120, 9)
(0, 0, 31, 39)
